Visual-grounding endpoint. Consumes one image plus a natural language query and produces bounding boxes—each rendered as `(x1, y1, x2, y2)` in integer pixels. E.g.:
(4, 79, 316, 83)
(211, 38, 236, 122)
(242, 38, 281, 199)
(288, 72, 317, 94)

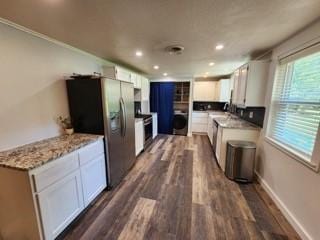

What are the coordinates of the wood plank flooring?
(59, 134, 300, 240)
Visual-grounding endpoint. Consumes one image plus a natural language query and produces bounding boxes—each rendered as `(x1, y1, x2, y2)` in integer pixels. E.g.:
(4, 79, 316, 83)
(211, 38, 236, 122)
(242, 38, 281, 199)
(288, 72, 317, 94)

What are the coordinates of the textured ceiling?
(0, 0, 319, 78)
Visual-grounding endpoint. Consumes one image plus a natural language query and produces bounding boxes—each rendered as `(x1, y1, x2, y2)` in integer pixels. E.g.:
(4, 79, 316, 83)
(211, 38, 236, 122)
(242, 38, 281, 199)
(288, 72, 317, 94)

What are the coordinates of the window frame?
(266, 47, 320, 172)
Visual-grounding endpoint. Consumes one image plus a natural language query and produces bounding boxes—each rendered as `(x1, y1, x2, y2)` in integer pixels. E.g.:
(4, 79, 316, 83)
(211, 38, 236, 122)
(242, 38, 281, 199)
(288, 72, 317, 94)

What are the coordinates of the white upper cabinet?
(193, 81, 217, 101)
(217, 79, 231, 102)
(103, 66, 147, 90)
(141, 76, 150, 101)
(238, 65, 248, 106)
(232, 69, 240, 104)
(103, 66, 131, 82)
(193, 79, 230, 102)
(232, 60, 269, 107)
(116, 67, 131, 82)
(131, 73, 142, 89)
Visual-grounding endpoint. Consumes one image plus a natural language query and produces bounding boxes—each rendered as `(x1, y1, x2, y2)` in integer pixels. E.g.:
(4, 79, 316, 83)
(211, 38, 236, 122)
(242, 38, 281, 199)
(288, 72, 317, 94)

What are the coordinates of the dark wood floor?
(60, 134, 300, 240)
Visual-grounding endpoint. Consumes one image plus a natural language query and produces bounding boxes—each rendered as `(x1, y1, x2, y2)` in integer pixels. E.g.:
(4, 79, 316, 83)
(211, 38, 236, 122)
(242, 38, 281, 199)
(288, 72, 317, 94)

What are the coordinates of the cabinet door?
(141, 77, 150, 101)
(215, 127, 222, 165)
(152, 113, 158, 138)
(219, 79, 231, 102)
(37, 170, 84, 240)
(192, 123, 208, 133)
(213, 81, 219, 101)
(136, 75, 142, 89)
(135, 121, 144, 156)
(131, 73, 137, 87)
(193, 81, 216, 101)
(238, 65, 248, 106)
(232, 70, 240, 104)
(116, 67, 131, 82)
(207, 118, 213, 144)
(81, 155, 107, 207)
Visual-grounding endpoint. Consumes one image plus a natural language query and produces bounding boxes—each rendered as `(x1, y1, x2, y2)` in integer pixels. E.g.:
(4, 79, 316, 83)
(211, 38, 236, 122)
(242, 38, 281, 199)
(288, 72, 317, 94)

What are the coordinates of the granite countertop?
(193, 110, 225, 113)
(0, 133, 103, 171)
(212, 116, 260, 130)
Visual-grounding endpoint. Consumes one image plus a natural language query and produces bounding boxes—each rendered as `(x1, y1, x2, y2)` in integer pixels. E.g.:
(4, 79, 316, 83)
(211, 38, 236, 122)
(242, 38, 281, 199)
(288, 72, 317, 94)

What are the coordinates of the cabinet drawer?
(192, 123, 208, 133)
(192, 112, 208, 118)
(78, 140, 104, 166)
(192, 117, 208, 124)
(32, 152, 79, 192)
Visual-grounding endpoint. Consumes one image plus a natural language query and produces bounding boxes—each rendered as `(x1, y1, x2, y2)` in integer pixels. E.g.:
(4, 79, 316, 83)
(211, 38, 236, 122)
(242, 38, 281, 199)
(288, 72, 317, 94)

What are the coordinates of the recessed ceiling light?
(135, 50, 143, 57)
(215, 44, 224, 50)
(153, 65, 159, 70)
(209, 62, 215, 66)
(163, 73, 168, 76)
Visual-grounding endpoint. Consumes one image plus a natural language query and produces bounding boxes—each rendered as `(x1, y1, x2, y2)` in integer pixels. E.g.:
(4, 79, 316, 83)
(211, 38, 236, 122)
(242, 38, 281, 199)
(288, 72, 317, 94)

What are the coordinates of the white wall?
(256, 19, 320, 240)
(0, 21, 110, 151)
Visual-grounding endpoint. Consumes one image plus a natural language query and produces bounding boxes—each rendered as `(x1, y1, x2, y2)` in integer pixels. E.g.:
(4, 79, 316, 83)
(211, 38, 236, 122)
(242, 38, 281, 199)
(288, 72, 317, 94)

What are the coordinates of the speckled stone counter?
(0, 133, 104, 171)
(210, 115, 260, 130)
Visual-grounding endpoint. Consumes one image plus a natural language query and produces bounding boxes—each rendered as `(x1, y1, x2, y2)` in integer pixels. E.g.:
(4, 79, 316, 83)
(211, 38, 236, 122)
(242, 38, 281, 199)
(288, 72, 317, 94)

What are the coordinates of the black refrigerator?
(66, 77, 135, 188)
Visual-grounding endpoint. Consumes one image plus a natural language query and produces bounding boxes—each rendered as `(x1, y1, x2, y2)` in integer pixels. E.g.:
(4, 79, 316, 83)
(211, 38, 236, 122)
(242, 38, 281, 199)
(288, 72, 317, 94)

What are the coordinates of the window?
(268, 48, 320, 165)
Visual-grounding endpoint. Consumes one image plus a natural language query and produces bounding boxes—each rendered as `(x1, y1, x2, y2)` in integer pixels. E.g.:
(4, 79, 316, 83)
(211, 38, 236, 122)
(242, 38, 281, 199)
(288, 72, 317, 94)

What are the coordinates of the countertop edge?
(0, 135, 104, 172)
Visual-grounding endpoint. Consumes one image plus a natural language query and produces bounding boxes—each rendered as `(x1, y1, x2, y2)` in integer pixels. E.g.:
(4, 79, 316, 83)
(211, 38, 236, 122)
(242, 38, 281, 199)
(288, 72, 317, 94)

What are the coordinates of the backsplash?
(193, 101, 227, 111)
(134, 101, 141, 115)
(234, 106, 265, 127)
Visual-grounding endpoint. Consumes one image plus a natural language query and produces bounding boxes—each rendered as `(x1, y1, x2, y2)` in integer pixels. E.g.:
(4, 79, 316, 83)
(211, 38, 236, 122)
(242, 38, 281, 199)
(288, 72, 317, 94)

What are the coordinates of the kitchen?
(0, 1, 320, 240)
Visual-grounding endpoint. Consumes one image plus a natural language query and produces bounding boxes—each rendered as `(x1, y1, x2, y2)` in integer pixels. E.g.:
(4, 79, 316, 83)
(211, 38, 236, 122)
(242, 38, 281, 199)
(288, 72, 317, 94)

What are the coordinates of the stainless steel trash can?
(225, 141, 256, 183)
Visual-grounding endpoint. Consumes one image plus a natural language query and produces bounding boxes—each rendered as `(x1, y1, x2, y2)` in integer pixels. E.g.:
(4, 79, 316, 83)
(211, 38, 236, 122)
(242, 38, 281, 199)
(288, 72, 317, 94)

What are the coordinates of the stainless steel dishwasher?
(225, 141, 256, 183)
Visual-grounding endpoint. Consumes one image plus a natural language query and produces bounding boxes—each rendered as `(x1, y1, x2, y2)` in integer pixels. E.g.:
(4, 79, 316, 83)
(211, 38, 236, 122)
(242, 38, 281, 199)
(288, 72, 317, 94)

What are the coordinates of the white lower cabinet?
(192, 123, 208, 133)
(80, 154, 106, 207)
(37, 170, 84, 240)
(152, 112, 158, 138)
(192, 112, 208, 134)
(215, 127, 260, 172)
(207, 117, 214, 144)
(33, 139, 106, 240)
(135, 120, 144, 156)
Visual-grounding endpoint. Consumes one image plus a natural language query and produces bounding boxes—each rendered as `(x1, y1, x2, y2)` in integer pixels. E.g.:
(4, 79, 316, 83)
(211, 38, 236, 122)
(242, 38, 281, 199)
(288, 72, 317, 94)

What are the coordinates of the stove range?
(135, 114, 152, 120)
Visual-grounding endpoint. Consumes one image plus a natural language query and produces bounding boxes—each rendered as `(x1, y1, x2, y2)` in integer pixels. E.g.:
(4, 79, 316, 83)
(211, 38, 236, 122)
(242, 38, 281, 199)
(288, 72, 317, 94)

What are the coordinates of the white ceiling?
(0, 0, 319, 79)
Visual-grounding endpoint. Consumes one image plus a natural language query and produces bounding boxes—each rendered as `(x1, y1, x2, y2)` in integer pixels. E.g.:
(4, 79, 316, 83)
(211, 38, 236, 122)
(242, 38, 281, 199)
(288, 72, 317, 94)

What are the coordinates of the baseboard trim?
(255, 172, 312, 240)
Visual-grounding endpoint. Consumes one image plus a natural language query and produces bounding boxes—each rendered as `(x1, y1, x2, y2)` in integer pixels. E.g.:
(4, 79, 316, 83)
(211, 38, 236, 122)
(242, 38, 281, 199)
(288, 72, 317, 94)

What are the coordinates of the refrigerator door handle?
(120, 97, 126, 137)
(122, 97, 127, 137)
(119, 98, 124, 137)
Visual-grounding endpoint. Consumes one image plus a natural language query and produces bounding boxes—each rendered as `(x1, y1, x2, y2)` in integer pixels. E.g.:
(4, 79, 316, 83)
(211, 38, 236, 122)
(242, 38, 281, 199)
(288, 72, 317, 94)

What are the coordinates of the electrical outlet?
(249, 111, 254, 118)
(240, 110, 243, 116)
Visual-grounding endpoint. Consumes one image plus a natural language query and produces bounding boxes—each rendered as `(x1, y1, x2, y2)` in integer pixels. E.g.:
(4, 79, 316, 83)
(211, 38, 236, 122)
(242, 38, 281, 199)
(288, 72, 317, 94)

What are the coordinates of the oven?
(143, 116, 153, 147)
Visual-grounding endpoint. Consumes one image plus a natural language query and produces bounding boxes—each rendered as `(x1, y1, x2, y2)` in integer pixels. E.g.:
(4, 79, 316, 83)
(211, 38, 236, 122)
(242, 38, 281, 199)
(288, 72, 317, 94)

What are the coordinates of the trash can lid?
(227, 141, 256, 148)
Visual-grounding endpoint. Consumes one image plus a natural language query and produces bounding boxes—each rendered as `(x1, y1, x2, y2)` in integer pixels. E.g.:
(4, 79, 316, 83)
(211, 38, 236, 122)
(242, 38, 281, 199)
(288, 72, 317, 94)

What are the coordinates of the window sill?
(264, 136, 319, 172)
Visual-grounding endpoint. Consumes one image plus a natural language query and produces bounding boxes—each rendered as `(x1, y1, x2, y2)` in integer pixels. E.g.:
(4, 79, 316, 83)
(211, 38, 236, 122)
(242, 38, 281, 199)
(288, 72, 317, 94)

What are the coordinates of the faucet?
(223, 102, 229, 111)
